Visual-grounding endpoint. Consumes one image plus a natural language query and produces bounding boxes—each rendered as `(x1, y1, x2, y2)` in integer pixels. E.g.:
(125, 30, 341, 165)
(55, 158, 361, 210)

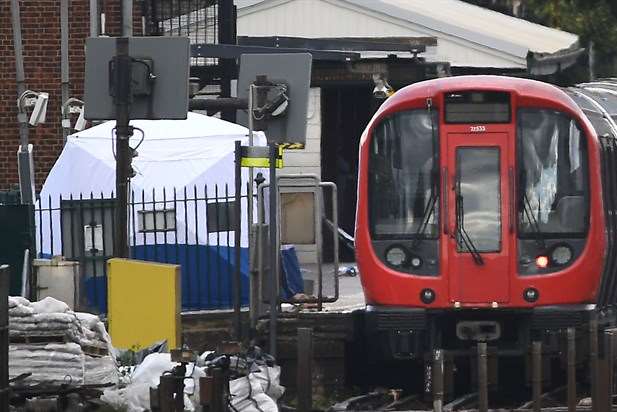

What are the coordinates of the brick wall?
(0, 1, 142, 191)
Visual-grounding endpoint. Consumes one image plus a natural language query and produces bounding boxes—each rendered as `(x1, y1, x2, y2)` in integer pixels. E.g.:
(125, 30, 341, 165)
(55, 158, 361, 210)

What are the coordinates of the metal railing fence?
(35, 183, 250, 313)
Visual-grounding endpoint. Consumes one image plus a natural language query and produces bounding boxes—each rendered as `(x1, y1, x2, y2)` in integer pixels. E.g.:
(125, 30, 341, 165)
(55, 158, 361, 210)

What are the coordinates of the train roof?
(383, 76, 617, 140)
(566, 80, 617, 139)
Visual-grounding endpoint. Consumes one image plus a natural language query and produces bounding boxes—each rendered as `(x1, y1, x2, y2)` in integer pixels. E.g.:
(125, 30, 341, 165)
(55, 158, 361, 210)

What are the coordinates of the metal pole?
(199, 376, 214, 408)
(532, 341, 542, 412)
(268, 144, 278, 358)
(604, 331, 615, 412)
(233, 141, 242, 341)
(113, 37, 133, 258)
(89, 0, 99, 37)
(567, 328, 576, 412)
(433, 349, 444, 412)
(608, 332, 617, 411)
(477, 343, 488, 412)
(591, 318, 599, 412)
(211, 368, 228, 412)
(61, 0, 70, 144)
(11, 0, 34, 205)
(0, 266, 9, 411)
(10, 0, 25, 102)
(218, 0, 236, 122)
(122, 0, 133, 36)
(297, 328, 313, 412)
(248, 84, 258, 330)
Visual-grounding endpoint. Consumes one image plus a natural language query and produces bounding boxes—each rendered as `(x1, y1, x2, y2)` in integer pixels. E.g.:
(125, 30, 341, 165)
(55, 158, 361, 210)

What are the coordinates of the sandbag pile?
(9, 296, 118, 385)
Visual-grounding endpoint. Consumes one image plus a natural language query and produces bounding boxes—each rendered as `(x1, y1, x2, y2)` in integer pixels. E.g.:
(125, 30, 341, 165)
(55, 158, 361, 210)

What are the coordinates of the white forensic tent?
(38, 112, 267, 311)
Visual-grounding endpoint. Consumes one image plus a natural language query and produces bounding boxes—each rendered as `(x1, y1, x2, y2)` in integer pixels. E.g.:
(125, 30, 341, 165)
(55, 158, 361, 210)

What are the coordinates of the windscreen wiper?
(410, 181, 438, 250)
(521, 191, 547, 250)
(455, 188, 484, 265)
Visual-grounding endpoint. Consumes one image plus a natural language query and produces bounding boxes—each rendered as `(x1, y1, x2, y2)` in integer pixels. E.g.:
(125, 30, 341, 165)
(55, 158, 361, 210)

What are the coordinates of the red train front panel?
(355, 76, 606, 310)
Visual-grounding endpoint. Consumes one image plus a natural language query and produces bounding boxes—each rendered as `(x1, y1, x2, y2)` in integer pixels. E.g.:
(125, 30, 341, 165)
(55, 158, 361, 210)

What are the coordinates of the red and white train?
(355, 76, 617, 360)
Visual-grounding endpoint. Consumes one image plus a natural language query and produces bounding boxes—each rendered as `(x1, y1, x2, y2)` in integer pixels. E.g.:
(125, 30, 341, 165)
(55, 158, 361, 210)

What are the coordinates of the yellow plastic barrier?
(107, 258, 181, 350)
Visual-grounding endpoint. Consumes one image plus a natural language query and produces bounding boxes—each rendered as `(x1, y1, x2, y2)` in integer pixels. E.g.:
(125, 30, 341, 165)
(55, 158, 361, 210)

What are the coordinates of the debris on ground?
(101, 345, 284, 412)
(7, 295, 285, 411)
(337, 266, 358, 277)
(208, 346, 284, 412)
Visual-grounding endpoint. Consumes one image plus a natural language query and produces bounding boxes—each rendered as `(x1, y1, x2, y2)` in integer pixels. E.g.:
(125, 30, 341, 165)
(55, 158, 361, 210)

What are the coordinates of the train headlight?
(385, 245, 408, 268)
(410, 256, 423, 269)
(535, 255, 549, 269)
(420, 288, 436, 304)
(523, 288, 539, 303)
(550, 245, 573, 266)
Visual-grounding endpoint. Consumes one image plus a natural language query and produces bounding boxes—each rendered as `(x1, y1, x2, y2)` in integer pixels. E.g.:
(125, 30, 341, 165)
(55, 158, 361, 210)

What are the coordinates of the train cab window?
(517, 109, 589, 237)
(369, 110, 439, 238)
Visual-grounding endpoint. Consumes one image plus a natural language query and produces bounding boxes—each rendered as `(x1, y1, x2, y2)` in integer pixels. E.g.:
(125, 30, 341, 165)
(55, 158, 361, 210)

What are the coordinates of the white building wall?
(280, 87, 321, 178)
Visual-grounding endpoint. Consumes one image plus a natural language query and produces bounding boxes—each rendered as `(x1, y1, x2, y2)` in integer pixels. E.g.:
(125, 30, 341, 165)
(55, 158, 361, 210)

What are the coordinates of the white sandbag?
(75, 312, 115, 358)
(9, 343, 85, 384)
(9, 322, 79, 332)
(11, 342, 84, 356)
(75, 312, 100, 330)
(10, 368, 84, 384)
(30, 296, 70, 314)
(9, 297, 30, 308)
(101, 382, 151, 412)
(9, 305, 35, 317)
(252, 365, 285, 401)
(131, 353, 175, 386)
(85, 355, 119, 385)
(29, 312, 77, 324)
(229, 374, 278, 412)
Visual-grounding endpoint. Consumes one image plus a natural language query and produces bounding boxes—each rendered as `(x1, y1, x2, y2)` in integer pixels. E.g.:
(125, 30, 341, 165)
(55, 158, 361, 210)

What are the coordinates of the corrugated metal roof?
(236, 0, 579, 60)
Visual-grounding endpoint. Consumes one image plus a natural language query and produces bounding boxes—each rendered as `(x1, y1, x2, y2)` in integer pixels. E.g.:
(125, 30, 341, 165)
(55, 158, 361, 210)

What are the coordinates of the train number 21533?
(470, 125, 486, 132)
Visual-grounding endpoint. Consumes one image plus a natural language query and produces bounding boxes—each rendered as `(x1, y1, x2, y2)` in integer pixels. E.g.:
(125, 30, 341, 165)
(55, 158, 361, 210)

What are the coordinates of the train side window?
(517, 109, 589, 237)
(369, 110, 439, 238)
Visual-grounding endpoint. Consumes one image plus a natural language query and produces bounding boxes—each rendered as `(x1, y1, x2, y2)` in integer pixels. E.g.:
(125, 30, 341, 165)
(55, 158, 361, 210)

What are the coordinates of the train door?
(446, 134, 511, 304)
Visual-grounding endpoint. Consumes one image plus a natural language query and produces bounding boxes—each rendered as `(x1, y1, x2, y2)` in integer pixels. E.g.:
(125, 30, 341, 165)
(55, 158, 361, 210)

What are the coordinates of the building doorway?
(321, 85, 375, 261)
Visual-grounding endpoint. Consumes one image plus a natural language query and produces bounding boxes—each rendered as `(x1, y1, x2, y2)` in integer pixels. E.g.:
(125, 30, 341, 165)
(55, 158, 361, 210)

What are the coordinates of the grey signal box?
(84, 37, 190, 120)
(237, 53, 312, 145)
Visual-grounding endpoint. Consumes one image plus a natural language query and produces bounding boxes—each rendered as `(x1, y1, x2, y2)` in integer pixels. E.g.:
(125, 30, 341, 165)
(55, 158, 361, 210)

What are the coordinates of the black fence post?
(477, 343, 488, 412)
(297, 327, 313, 412)
(591, 318, 600, 412)
(604, 331, 615, 412)
(532, 341, 542, 412)
(0, 265, 8, 411)
(567, 327, 576, 412)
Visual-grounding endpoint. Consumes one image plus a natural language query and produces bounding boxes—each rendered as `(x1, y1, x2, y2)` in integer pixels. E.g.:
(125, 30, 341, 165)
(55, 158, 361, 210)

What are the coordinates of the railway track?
(329, 323, 617, 412)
